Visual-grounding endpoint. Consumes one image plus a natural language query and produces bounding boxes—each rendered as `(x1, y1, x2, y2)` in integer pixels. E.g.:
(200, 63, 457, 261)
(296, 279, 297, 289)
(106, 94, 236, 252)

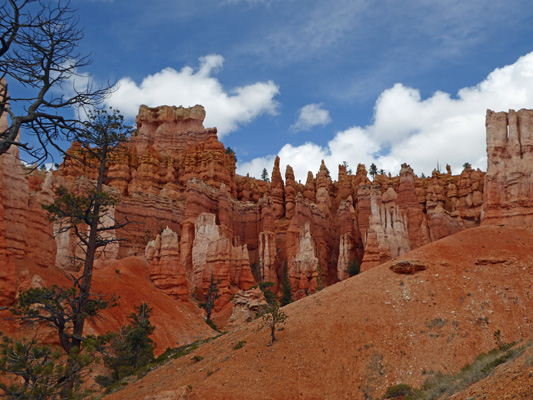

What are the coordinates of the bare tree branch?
(0, 0, 114, 163)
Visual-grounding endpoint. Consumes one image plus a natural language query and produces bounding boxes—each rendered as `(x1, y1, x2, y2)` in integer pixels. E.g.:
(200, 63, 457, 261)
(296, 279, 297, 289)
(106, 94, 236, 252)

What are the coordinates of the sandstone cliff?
(7, 104, 527, 320)
(482, 109, 533, 225)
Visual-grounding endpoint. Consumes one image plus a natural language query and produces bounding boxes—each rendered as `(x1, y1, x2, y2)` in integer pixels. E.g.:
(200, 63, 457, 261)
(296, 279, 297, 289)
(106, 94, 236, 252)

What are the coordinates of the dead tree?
(0, 0, 112, 162)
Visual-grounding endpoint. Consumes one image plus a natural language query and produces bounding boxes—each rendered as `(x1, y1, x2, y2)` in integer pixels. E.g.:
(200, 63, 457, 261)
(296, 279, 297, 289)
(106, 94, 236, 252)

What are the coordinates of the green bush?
(347, 258, 361, 277)
(101, 302, 155, 383)
(233, 340, 246, 350)
(384, 383, 415, 398)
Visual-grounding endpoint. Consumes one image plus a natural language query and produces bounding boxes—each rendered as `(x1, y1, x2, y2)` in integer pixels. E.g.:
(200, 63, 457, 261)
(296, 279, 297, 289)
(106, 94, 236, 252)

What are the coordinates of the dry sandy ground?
(104, 225, 533, 399)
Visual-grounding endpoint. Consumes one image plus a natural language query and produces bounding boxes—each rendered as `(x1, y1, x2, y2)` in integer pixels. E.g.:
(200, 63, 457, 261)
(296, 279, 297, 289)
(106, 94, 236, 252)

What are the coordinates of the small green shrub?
(347, 258, 361, 277)
(192, 355, 203, 363)
(206, 318, 218, 331)
(401, 341, 528, 400)
(384, 383, 415, 398)
(233, 340, 246, 350)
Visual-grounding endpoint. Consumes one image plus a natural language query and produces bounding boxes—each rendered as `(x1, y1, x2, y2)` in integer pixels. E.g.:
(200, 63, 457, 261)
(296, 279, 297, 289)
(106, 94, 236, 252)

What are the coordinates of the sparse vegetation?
(261, 168, 270, 182)
(233, 340, 246, 350)
(342, 161, 353, 175)
(369, 163, 378, 179)
(225, 147, 237, 162)
(192, 355, 203, 362)
(383, 383, 415, 398)
(257, 281, 276, 305)
(280, 263, 292, 306)
(383, 341, 526, 399)
(260, 302, 288, 346)
(347, 258, 361, 277)
(0, 333, 97, 399)
(202, 272, 220, 326)
(100, 302, 155, 384)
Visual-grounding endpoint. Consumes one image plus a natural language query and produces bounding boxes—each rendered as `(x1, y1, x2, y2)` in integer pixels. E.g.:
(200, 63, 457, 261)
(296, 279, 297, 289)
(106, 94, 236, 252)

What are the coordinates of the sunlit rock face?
(482, 109, 533, 226)
(145, 227, 188, 301)
(11, 103, 533, 317)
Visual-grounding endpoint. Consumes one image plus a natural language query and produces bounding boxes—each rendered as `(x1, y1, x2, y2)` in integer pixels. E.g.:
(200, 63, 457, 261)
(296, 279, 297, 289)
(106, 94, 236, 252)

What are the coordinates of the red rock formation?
(482, 109, 533, 225)
(397, 164, 431, 249)
(336, 196, 361, 281)
(228, 287, 267, 326)
(0, 155, 15, 306)
(191, 213, 254, 306)
(360, 185, 410, 272)
(145, 227, 189, 301)
(284, 165, 297, 219)
(4, 102, 521, 324)
(270, 156, 285, 218)
(288, 221, 320, 292)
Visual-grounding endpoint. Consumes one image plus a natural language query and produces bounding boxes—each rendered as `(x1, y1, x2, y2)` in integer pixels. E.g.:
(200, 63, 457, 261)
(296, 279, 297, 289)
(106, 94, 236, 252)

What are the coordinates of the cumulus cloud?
(290, 103, 332, 132)
(238, 51, 533, 182)
(105, 55, 279, 137)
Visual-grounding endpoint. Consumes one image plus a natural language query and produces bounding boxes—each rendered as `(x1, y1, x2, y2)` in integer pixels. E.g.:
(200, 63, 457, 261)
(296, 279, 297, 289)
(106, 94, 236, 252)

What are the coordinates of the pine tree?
(369, 163, 378, 179)
(204, 272, 220, 323)
(261, 168, 270, 182)
(260, 302, 288, 346)
(280, 264, 292, 306)
(102, 303, 155, 382)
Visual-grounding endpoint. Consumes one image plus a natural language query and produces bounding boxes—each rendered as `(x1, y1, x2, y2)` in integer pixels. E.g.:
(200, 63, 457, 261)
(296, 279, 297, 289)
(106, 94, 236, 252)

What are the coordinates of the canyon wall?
(482, 109, 533, 225)
(4, 105, 531, 315)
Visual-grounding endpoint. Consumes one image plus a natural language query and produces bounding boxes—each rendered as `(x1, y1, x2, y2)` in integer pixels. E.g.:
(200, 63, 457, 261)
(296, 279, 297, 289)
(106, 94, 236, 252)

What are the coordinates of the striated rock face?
(0, 133, 55, 271)
(228, 287, 268, 326)
(288, 222, 320, 292)
(258, 231, 278, 285)
(397, 164, 430, 249)
(271, 156, 285, 218)
(336, 196, 362, 281)
(192, 213, 254, 305)
(482, 109, 533, 225)
(133, 104, 207, 157)
(360, 185, 410, 272)
(145, 227, 188, 301)
(8, 103, 532, 322)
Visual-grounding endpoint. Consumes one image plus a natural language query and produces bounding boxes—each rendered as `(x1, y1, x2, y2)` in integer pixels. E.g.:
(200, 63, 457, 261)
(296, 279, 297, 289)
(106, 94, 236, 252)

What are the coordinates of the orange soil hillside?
(106, 224, 533, 400)
(0, 257, 215, 354)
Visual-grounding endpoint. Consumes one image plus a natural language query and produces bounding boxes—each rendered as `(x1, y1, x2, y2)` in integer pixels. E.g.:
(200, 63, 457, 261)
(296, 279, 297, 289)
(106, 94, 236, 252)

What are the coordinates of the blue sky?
(37, 0, 533, 180)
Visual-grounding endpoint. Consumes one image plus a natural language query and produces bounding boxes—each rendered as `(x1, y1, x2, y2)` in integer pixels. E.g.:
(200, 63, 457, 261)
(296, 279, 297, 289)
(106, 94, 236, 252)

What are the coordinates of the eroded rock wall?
(8, 104, 530, 315)
(482, 109, 533, 225)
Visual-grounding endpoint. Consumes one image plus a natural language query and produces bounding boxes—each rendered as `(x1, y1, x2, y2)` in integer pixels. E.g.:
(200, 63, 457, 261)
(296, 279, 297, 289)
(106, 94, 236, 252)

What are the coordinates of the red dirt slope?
(0, 257, 215, 354)
(106, 225, 533, 400)
(449, 340, 533, 400)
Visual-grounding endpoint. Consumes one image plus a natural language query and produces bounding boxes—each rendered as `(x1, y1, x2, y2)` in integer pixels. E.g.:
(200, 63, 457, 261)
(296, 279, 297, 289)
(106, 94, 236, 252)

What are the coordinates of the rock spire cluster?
(1, 104, 531, 312)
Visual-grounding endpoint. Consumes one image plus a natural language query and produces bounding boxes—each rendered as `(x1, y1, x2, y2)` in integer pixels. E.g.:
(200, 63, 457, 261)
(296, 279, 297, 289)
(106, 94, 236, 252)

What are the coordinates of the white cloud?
(238, 51, 533, 181)
(106, 55, 279, 137)
(290, 103, 332, 132)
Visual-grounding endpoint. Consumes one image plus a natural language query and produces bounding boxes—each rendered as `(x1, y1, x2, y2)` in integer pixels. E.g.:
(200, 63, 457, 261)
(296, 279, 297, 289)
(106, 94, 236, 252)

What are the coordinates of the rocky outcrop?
(228, 287, 268, 326)
(482, 109, 533, 225)
(288, 222, 320, 292)
(359, 185, 410, 271)
(192, 213, 254, 304)
(145, 227, 188, 301)
(7, 103, 527, 320)
(397, 164, 431, 249)
(270, 156, 285, 218)
(0, 130, 55, 271)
